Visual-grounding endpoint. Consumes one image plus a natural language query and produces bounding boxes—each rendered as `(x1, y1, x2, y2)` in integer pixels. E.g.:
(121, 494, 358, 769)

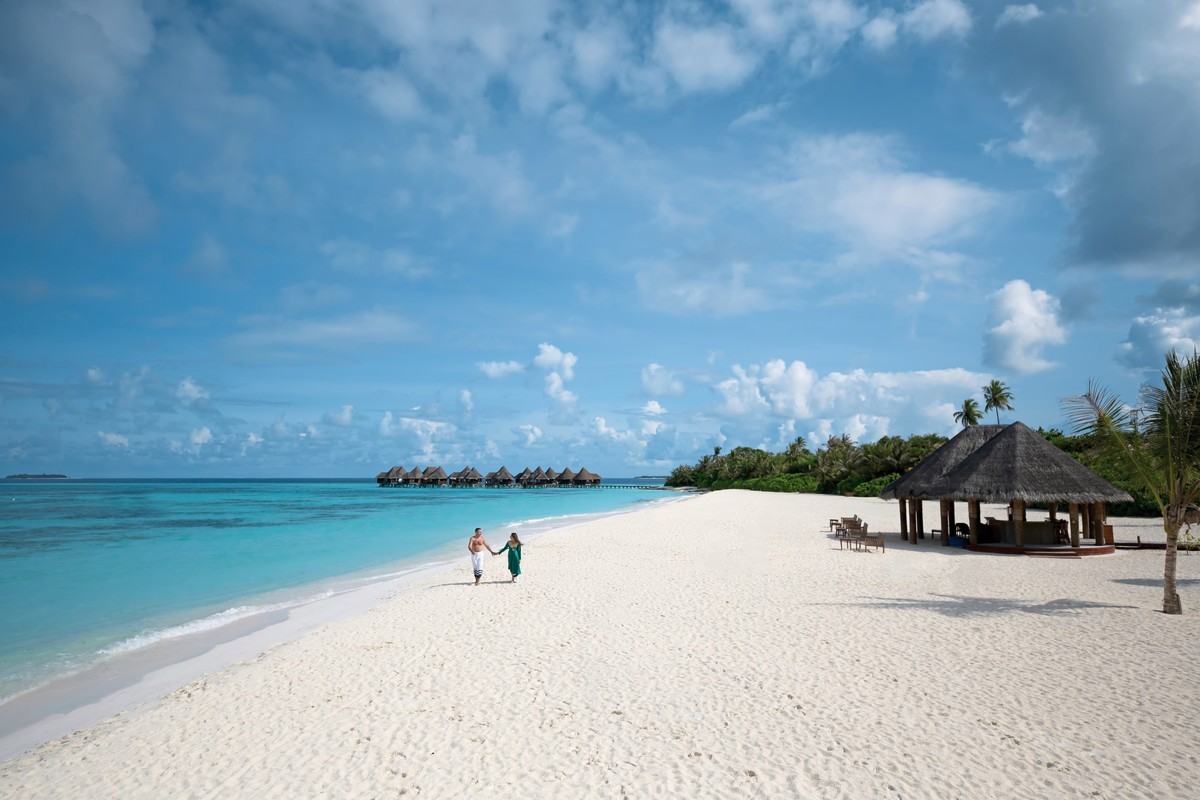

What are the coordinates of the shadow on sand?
(833, 593, 1139, 618)
(1111, 577, 1200, 588)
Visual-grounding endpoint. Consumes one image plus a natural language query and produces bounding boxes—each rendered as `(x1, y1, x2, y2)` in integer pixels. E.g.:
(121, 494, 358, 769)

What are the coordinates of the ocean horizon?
(0, 477, 668, 704)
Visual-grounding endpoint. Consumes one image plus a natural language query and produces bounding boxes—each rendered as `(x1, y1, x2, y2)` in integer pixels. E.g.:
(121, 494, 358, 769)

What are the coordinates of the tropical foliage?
(1063, 348, 1200, 615)
(665, 426, 1165, 519)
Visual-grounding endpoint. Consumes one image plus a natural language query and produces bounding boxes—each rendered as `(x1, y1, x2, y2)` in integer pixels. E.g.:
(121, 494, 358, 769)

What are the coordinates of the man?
(467, 527, 496, 585)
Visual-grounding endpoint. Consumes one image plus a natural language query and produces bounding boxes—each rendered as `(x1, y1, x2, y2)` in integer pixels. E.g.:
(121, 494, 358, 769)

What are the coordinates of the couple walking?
(467, 527, 522, 585)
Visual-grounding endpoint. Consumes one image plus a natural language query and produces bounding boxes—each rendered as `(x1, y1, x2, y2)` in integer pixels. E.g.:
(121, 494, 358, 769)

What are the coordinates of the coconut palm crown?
(954, 398, 982, 428)
(982, 379, 1015, 424)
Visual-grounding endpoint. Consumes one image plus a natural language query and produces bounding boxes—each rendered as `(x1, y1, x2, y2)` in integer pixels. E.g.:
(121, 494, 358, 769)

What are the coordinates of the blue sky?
(2, 0, 1198, 478)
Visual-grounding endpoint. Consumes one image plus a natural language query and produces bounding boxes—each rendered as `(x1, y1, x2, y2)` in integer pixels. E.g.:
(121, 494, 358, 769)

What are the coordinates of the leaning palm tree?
(982, 379, 1015, 424)
(1064, 349, 1200, 615)
(953, 398, 982, 428)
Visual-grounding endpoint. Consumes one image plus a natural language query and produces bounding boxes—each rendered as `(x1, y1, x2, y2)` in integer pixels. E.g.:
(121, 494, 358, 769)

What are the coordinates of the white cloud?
(642, 363, 685, 397)
(459, 390, 473, 413)
(478, 360, 525, 379)
(654, 21, 758, 93)
(594, 416, 636, 443)
(190, 427, 213, 448)
(1118, 308, 1200, 369)
(636, 261, 772, 317)
(641, 400, 668, 416)
(984, 280, 1068, 374)
(86, 366, 106, 384)
(533, 343, 577, 380)
(1003, 109, 1096, 167)
(176, 377, 209, 406)
(515, 423, 543, 446)
(97, 431, 128, 447)
(713, 359, 990, 438)
(996, 4, 1044, 28)
(861, 14, 899, 50)
(903, 0, 972, 42)
(759, 134, 999, 263)
(325, 404, 354, 427)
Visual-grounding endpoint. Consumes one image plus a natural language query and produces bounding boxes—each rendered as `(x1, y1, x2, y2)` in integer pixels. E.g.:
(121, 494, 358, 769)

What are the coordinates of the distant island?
(635, 475, 668, 479)
(6, 474, 68, 479)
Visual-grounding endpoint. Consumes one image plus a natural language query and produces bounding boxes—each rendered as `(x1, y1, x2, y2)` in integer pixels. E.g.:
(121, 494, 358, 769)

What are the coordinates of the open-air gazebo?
(882, 422, 1132, 555)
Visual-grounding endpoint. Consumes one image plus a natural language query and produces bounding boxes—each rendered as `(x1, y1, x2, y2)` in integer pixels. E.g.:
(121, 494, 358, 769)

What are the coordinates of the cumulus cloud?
(324, 404, 354, 427)
(86, 366, 106, 385)
(642, 364, 685, 397)
(534, 343, 578, 406)
(190, 427, 213, 448)
(996, 4, 1043, 28)
(515, 423, 543, 447)
(97, 431, 129, 447)
(983, 280, 1067, 374)
(478, 360, 525, 379)
(594, 416, 636, 443)
(1117, 306, 1200, 369)
(176, 377, 209, 406)
(641, 400, 668, 415)
(712, 358, 990, 439)
(459, 390, 473, 413)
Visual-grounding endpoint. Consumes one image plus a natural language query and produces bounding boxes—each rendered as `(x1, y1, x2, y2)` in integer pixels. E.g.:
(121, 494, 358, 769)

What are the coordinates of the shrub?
(852, 472, 901, 497)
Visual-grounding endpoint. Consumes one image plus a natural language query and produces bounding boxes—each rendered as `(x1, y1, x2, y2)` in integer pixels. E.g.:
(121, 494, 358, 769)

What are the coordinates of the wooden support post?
(907, 498, 918, 544)
(938, 499, 949, 546)
(1069, 501, 1080, 548)
(1013, 498, 1026, 548)
(1094, 502, 1105, 545)
(947, 501, 957, 543)
(1082, 503, 1092, 545)
(916, 501, 925, 539)
(968, 499, 980, 546)
(899, 498, 909, 542)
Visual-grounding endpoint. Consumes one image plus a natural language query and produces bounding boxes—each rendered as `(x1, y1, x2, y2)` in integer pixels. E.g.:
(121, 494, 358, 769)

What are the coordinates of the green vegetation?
(665, 426, 1164, 519)
(982, 379, 1015, 424)
(5, 473, 68, 479)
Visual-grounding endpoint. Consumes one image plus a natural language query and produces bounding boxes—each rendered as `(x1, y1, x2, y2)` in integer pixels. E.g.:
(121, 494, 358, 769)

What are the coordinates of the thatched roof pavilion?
(925, 422, 1132, 506)
(515, 467, 533, 484)
(881, 425, 1003, 501)
(557, 466, 576, 485)
(574, 467, 601, 485)
(544, 467, 559, 481)
(463, 466, 484, 486)
(883, 421, 1131, 553)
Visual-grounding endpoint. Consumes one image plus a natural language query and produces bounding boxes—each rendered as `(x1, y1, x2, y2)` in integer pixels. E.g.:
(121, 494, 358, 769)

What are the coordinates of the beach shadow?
(835, 593, 1139, 618)
(431, 580, 516, 587)
(1111, 577, 1200, 588)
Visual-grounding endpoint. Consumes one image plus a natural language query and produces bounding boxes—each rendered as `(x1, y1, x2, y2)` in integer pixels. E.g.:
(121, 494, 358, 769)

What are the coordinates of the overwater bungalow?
(378, 464, 601, 488)
(556, 466, 576, 486)
(487, 466, 516, 486)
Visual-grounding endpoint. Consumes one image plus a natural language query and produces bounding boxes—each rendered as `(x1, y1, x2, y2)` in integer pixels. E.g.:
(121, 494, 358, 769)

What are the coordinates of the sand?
(1, 490, 1198, 799)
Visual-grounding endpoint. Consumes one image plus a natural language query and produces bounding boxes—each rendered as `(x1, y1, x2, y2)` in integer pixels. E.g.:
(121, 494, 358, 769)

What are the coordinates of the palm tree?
(1064, 349, 1200, 615)
(953, 398, 982, 427)
(982, 379, 1015, 424)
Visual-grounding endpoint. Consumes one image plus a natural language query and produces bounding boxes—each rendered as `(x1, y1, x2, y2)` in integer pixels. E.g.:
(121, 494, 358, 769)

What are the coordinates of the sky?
(1, 0, 1199, 478)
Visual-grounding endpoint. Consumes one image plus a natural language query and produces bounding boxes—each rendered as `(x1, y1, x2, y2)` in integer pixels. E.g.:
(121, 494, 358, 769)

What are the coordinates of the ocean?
(0, 478, 668, 703)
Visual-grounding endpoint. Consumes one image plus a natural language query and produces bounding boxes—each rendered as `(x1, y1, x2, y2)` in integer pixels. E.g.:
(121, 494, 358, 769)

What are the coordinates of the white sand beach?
(2, 490, 1198, 799)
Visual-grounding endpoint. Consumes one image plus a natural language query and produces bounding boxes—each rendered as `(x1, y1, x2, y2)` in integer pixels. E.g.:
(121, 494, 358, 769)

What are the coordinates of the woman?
(496, 532, 523, 583)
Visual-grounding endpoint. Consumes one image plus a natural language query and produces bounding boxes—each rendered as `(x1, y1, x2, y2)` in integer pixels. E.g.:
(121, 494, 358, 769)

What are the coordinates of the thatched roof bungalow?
(574, 467, 601, 486)
(883, 421, 1131, 553)
(556, 466, 576, 485)
(488, 466, 516, 486)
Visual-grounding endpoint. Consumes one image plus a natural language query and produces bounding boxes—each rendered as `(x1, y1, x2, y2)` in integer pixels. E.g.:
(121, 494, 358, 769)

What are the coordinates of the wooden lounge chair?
(858, 529, 885, 553)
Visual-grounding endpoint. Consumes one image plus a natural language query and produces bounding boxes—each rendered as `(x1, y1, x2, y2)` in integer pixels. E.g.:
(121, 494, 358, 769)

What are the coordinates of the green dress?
(498, 542, 522, 575)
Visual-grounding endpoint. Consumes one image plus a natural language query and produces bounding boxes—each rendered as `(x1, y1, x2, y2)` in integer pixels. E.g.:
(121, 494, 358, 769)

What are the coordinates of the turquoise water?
(0, 478, 665, 701)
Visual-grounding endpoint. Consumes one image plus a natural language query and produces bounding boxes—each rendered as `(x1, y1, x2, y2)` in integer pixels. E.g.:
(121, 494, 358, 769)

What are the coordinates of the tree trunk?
(1164, 519, 1183, 615)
